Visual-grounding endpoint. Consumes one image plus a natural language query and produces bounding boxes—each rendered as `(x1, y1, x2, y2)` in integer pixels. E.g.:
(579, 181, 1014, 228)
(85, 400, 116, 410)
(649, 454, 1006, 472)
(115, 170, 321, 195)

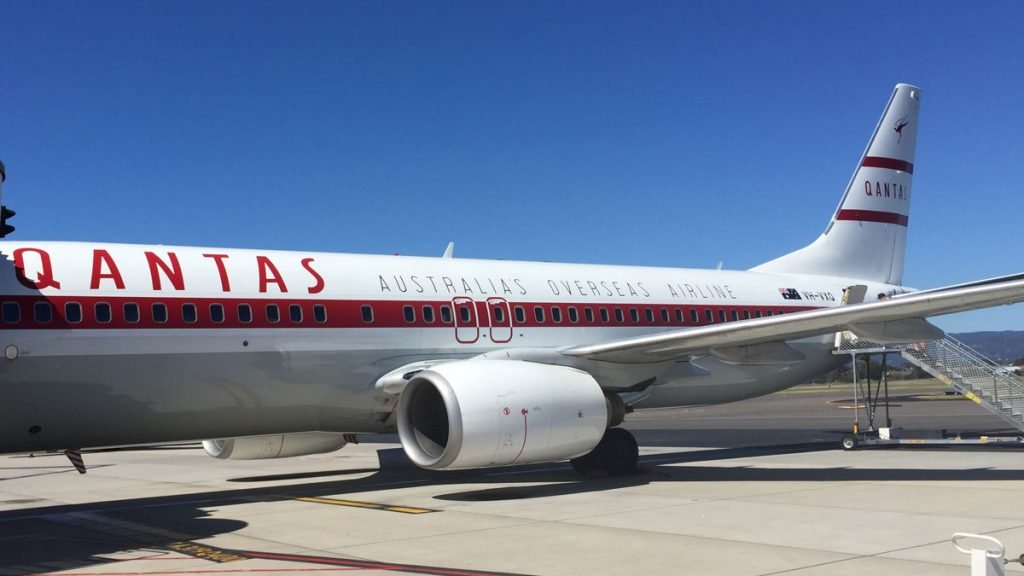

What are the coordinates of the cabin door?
(452, 297, 479, 343)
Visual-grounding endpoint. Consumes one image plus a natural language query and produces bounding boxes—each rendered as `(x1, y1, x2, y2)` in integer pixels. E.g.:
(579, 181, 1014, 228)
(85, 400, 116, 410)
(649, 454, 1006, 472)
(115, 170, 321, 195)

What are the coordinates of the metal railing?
(836, 334, 1024, 432)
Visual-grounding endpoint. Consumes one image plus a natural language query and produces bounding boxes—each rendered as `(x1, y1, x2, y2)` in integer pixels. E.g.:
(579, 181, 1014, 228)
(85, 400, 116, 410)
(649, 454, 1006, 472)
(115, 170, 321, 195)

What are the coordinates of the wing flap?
(711, 341, 806, 365)
(563, 278, 1024, 364)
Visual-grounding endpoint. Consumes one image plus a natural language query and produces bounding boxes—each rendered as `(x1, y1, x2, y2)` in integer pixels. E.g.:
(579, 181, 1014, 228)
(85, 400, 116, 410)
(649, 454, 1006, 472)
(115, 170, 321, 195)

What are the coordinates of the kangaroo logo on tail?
(894, 116, 909, 143)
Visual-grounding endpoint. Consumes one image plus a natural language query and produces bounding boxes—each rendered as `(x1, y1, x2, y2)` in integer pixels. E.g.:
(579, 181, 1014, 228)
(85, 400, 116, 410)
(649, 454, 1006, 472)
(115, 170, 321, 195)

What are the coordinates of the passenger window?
(289, 304, 302, 323)
(755, 310, 763, 318)
(690, 309, 699, 323)
(675, 309, 684, 323)
(152, 303, 168, 324)
(65, 302, 83, 324)
(645, 308, 655, 323)
(34, 302, 52, 324)
(459, 305, 472, 323)
(2, 302, 20, 324)
(440, 305, 452, 324)
(630, 308, 639, 323)
(584, 307, 594, 323)
(766, 310, 773, 317)
(182, 303, 197, 324)
(730, 310, 739, 322)
(313, 304, 327, 323)
(778, 309, 785, 315)
(600, 308, 610, 323)
(210, 303, 224, 324)
(705, 309, 714, 323)
(361, 305, 374, 323)
(124, 302, 140, 323)
(238, 303, 252, 323)
(718, 310, 727, 323)
(403, 305, 416, 323)
(514, 306, 525, 324)
(568, 307, 578, 323)
(534, 306, 545, 323)
(96, 302, 112, 324)
(266, 304, 280, 324)
(661, 308, 670, 322)
(743, 310, 751, 320)
(551, 306, 562, 323)
(492, 306, 505, 323)
(421, 305, 434, 323)
(615, 308, 624, 323)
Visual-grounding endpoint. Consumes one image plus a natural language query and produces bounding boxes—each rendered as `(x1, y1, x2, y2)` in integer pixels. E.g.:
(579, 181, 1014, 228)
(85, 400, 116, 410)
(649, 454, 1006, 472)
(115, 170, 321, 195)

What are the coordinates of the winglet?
(442, 242, 455, 259)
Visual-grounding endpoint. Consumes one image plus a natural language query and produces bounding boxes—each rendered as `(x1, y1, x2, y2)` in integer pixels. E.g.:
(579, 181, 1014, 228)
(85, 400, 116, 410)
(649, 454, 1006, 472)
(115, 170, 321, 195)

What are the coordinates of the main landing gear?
(570, 427, 639, 476)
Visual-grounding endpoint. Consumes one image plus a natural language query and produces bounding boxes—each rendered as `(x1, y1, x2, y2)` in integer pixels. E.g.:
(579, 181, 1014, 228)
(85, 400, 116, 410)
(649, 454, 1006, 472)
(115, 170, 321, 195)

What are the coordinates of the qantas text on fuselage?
(11, 246, 749, 303)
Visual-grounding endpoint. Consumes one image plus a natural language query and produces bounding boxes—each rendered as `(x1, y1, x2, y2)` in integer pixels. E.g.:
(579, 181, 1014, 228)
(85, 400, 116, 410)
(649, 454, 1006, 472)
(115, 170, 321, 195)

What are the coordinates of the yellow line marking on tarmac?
(295, 496, 436, 514)
(166, 541, 247, 563)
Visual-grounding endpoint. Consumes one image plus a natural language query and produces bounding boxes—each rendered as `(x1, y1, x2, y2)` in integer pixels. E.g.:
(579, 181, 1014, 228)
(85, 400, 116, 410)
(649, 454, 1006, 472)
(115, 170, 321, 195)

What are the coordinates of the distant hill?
(950, 331, 1024, 364)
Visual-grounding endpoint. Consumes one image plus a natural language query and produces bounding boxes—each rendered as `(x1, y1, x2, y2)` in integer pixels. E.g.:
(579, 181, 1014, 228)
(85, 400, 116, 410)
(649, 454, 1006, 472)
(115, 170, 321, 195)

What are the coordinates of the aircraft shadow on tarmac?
(3, 442, 1024, 575)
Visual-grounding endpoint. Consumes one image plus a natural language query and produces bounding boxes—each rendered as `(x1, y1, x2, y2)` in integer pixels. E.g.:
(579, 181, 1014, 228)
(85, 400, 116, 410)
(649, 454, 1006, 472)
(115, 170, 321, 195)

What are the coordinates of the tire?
(600, 428, 639, 475)
(841, 435, 858, 451)
(570, 428, 639, 476)
(570, 451, 597, 475)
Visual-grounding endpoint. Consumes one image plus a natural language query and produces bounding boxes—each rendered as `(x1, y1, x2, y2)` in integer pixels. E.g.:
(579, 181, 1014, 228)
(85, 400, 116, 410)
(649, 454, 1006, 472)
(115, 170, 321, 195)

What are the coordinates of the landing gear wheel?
(601, 428, 639, 475)
(841, 435, 858, 451)
(570, 427, 639, 476)
(569, 452, 597, 475)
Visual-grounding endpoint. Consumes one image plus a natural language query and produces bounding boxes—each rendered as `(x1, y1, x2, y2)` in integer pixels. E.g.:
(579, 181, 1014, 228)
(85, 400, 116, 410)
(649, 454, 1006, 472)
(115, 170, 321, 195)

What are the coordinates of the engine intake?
(397, 359, 608, 470)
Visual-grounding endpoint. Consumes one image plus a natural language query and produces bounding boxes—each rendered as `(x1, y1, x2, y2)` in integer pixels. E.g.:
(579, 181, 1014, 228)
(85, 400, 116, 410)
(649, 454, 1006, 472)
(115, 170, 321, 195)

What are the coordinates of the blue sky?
(2, 1, 1022, 332)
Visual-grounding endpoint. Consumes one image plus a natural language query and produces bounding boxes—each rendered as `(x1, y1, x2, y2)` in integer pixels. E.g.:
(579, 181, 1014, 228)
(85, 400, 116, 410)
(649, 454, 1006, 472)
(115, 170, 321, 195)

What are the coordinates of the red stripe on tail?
(862, 156, 914, 173)
(836, 209, 909, 226)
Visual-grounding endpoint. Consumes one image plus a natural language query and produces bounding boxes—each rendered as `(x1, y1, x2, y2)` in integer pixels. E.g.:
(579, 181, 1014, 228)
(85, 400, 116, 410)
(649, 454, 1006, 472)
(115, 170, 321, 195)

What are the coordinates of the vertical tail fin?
(753, 84, 921, 285)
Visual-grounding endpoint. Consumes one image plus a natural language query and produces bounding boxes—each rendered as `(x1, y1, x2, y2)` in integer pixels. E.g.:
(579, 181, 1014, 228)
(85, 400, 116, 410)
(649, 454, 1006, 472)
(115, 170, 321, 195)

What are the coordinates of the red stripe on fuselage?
(0, 295, 817, 330)
(836, 209, 909, 227)
(861, 156, 914, 173)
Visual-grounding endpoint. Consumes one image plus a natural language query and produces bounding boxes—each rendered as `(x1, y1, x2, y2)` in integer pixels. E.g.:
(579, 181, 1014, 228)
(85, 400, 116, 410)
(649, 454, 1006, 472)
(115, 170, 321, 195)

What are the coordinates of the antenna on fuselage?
(0, 161, 14, 238)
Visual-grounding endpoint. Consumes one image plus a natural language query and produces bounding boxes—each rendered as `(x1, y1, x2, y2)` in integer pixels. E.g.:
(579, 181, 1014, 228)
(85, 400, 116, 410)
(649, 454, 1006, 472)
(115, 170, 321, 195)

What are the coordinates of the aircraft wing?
(562, 278, 1024, 364)
(893, 272, 1024, 297)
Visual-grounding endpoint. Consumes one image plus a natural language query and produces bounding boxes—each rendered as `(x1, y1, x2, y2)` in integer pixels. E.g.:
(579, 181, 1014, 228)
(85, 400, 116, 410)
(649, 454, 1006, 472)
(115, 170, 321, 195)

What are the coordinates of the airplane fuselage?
(0, 241, 896, 453)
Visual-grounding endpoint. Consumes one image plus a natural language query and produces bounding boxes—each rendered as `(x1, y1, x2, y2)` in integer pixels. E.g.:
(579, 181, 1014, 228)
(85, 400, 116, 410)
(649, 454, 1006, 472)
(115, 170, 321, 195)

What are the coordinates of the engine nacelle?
(397, 359, 608, 470)
(202, 432, 349, 460)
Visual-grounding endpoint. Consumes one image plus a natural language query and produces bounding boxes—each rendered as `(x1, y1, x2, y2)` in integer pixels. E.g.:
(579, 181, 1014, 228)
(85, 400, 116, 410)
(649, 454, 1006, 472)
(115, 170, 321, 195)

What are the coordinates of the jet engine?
(202, 432, 349, 460)
(397, 359, 608, 470)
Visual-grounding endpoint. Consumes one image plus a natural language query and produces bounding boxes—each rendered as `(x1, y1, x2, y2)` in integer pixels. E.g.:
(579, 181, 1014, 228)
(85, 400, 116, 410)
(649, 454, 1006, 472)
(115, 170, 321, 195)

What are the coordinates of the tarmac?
(3, 381, 1024, 576)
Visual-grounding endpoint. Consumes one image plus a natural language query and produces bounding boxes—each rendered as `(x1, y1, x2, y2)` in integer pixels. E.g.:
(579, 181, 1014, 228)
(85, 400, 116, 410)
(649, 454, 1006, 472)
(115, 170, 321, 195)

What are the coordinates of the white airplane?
(1, 84, 1022, 475)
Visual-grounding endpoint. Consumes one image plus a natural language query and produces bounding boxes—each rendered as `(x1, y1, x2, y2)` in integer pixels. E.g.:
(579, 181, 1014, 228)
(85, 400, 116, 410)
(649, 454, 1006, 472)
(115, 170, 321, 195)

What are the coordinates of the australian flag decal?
(779, 288, 802, 300)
